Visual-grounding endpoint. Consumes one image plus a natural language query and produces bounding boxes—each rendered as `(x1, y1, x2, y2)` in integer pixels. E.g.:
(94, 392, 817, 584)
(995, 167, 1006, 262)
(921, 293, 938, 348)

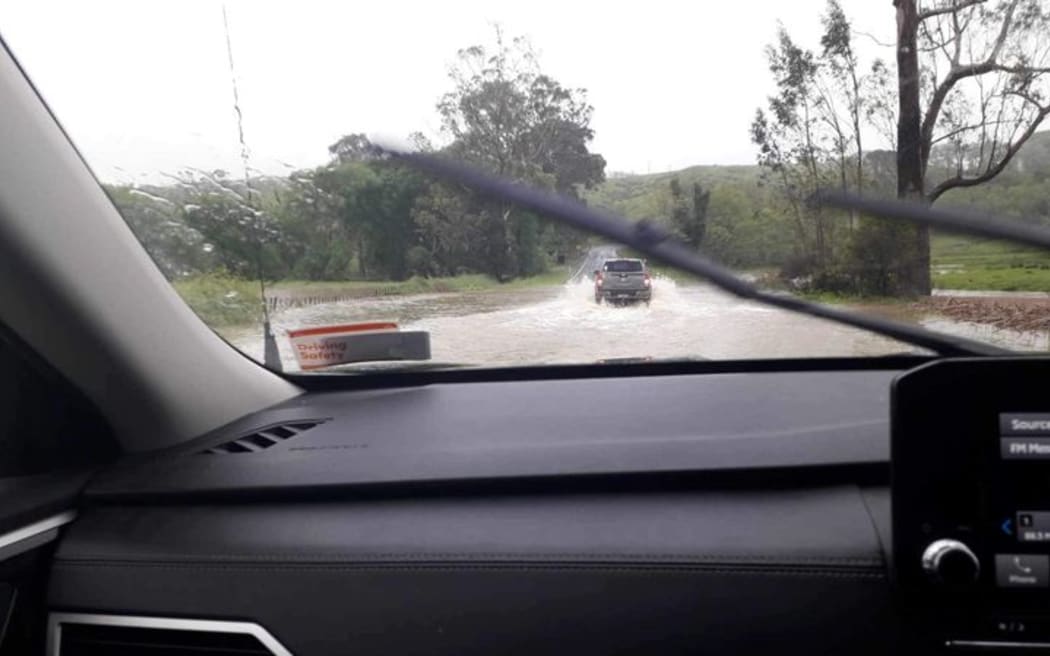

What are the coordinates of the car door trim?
(0, 511, 76, 562)
(46, 612, 293, 656)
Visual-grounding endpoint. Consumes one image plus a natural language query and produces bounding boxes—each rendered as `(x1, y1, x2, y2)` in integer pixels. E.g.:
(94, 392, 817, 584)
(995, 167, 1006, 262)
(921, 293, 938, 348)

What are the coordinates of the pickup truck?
(594, 258, 652, 305)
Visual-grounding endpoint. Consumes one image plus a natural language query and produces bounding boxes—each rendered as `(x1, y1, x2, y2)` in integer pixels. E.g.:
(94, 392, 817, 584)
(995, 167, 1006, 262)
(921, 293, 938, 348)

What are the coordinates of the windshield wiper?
(814, 191, 1050, 250)
(378, 147, 1009, 357)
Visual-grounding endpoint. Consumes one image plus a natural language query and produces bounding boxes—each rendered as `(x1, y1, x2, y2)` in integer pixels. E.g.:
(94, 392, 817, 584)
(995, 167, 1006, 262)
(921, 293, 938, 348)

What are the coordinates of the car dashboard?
(38, 357, 1050, 654)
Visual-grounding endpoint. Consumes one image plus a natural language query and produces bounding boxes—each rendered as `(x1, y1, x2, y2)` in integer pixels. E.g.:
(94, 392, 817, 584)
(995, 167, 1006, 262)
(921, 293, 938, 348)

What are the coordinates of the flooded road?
(228, 278, 1049, 372)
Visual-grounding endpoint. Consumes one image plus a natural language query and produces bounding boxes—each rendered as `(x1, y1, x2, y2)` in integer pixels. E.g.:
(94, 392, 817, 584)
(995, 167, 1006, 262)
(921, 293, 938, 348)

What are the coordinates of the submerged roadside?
(173, 269, 570, 328)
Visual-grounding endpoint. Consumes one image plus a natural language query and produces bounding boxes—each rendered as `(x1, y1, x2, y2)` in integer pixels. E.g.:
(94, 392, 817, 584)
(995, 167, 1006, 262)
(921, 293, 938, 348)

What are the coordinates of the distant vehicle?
(594, 258, 652, 305)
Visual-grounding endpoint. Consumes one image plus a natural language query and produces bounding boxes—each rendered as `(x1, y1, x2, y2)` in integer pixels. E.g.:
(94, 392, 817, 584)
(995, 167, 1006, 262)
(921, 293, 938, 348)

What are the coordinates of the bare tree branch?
(986, 0, 1018, 64)
(951, 4, 963, 66)
(920, 60, 1049, 167)
(918, 0, 1027, 166)
(927, 97, 1050, 202)
(929, 118, 1013, 146)
(991, 64, 1050, 74)
(975, 63, 992, 165)
(919, 19, 955, 55)
(919, 0, 985, 22)
(855, 30, 895, 48)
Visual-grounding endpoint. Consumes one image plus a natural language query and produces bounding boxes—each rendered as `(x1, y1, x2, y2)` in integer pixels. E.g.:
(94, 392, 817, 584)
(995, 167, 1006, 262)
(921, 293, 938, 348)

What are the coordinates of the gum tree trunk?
(895, 0, 932, 295)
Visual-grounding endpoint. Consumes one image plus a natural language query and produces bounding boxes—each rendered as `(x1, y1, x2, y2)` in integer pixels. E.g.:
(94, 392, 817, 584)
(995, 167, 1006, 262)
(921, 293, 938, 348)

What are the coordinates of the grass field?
(931, 234, 1050, 292)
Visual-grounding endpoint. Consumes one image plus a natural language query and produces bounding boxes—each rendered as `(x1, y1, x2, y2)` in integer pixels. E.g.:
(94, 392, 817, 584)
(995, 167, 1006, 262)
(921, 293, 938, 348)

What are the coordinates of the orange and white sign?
(287, 321, 400, 370)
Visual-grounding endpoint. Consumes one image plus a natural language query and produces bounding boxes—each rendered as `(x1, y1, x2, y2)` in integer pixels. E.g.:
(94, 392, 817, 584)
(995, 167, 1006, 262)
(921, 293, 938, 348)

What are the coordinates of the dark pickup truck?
(594, 258, 652, 305)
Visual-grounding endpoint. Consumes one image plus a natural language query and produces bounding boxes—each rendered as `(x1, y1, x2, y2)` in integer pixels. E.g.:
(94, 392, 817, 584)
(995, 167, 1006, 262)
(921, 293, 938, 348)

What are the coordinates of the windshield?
(603, 261, 644, 273)
(3, 1, 1049, 372)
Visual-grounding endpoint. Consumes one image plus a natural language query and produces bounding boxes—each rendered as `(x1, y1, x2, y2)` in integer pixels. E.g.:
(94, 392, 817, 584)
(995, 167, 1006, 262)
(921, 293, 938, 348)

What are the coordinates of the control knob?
(922, 539, 980, 585)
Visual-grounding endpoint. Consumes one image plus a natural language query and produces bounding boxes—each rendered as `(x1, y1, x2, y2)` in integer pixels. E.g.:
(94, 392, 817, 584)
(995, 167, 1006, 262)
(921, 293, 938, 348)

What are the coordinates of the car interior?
(3, 17, 1050, 656)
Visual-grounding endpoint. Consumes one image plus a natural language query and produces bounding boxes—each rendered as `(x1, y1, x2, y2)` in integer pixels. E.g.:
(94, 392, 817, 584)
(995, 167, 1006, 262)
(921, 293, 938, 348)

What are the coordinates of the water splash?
(227, 277, 1046, 372)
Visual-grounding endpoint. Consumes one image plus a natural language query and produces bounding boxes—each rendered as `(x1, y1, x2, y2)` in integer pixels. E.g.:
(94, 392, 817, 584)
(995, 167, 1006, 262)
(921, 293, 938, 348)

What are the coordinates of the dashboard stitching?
(55, 553, 882, 564)
(52, 562, 886, 577)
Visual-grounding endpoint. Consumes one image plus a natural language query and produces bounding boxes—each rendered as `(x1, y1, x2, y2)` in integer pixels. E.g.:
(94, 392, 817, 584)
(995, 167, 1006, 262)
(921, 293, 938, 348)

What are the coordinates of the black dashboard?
(85, 367, 897, 499)
(43, 359, 1049, 654)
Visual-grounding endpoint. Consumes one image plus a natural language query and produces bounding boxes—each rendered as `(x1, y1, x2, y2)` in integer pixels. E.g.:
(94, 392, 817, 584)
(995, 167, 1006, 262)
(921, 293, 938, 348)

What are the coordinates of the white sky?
(0, 0, 896, 183)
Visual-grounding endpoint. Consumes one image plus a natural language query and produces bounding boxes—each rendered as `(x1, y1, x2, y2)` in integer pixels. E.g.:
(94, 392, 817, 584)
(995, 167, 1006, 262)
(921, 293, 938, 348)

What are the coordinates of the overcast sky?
(0, 1, 896, 183)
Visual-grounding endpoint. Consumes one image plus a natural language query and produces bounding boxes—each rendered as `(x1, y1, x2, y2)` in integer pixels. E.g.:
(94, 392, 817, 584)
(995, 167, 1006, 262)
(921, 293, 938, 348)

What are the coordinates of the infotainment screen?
(893, 359, 1050, 647)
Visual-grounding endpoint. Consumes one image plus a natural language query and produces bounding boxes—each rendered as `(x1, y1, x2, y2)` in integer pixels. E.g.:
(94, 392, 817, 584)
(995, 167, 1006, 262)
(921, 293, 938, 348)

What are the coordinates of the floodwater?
(227, 278, 1049, 372)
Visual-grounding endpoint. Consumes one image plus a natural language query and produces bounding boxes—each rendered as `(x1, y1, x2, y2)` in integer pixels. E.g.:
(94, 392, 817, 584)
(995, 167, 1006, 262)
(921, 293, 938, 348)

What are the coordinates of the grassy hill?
(584, 131, 1050, 291)
(586, 165, 762, 219)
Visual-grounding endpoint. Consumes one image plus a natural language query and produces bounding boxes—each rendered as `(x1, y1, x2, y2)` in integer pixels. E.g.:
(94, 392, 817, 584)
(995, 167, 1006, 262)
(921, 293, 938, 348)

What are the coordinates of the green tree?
(689, 182, 711, 248)
(341, 162, 426, 281)
(667, 177, 710, 249)
(751, 27, 839, 271)
(702, 184, 792, 268)
(819, 0, 866, 229)
(328, 133, 376, 164)
(412, 183, 487, 276)
(306, 144, 428, 281)
(176, 170, 286, 279)
(270, 169, 351, 280)
(423, 28, 606, 280)
(668, 177, 689, 234)
(107, 185, 215, 279)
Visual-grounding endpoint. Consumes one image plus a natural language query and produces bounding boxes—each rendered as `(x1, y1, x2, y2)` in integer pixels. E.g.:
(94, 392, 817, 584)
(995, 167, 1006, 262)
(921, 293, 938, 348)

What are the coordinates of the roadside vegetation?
(111, 32, 600, 302)
(110, 2, 1050, 330)
(747, 0, 1050, 296)
(172, 274, 261, 327)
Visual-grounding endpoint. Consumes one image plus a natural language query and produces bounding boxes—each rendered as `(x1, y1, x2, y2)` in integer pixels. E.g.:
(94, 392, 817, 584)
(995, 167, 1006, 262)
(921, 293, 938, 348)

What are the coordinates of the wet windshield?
(603, 261, 645, 273)
(2, 1, 1049, 372)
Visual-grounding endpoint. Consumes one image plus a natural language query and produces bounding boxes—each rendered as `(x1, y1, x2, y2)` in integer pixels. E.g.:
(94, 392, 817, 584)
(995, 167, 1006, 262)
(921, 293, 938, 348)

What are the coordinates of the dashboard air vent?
(50, 614, 291, 656)
(200, 420, 325, 455)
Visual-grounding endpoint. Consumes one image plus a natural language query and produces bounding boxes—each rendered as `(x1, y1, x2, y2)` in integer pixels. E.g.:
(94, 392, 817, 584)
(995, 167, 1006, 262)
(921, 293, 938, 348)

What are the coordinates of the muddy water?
(227, 278, 1049, 372)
